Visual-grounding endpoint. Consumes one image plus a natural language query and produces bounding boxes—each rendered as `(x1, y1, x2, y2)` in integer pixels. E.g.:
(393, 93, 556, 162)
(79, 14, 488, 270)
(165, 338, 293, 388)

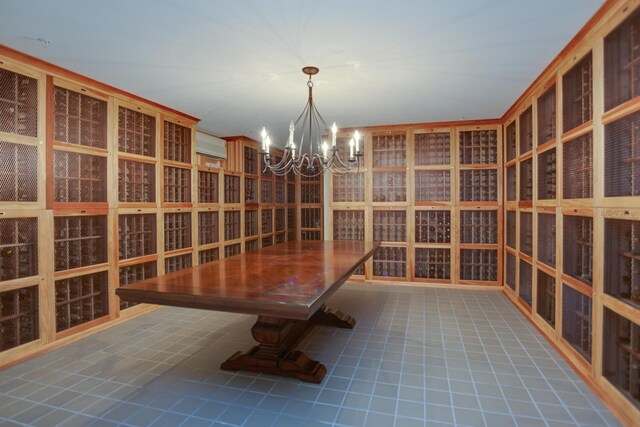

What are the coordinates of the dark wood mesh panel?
(119, 159, 155, 203)
(506, 211, 516, 249)
(245, 210, 258, 237)
(415, 248, 450, 280)
(415, 170, 450, 202)
(373, 247, 406, 278)
(460, 210, 497, 244)
(537, 269, 556, 327)
(54, 86, 107, 148)
(118, 214, 156, 260)
(519, 260, 532, 306)
(0, 217, 38, 281)
(373, 210, 406, 242)
(275, 182, 285, 204)
(287, 183, 296, 204)
(198, 171, 218, 204)
(459, 130, 497, 164)
(244, 146, 258, 175)
(460, 249, 497, 281)
(118, 261, 156, 310)
(415, 132, 450, 165)
(198, 211, 218, 246)
(275, 208, 285, 232)
(262, 209, 273, 234)
(54, 150, 107, 203)
(603, 307, 640, 409)
(301, 183, 321, 204)
(301, 208, 321, 229)
(537, 85, 556, 145)
(118, 106, 155, 156)
(163, 121, 191, 163)
(164, 253, 192, 273)
(604, 8, 640, 111)
(274, 157, 285, 182)
(287, 231, 296, 241)
(373, 172, 406, 202)
(563, 52, 593, 132)
(538, 148, 557, 200)
(459, 169, 497, 202)
(519, 107, 533, 154)
(506, 252, 516, 291)
(605, 112, 640, 197)
(415, 210, 450, 244)
(604, 218, 640, 309)
(245, 239, 259, 252)
(224, 243, 241, 258)
(54, 215, 107, 271)
(275, 233, 285, 244)
(164, 166, 191, 203)
(538, 213, 556, 268)
(0, 68, 38, 137)
(199, 247, 219, 264)
(55, 271, 108, 332)
(0, 141, 37, 202)
(563, 215, 593, 286)
(506, 121, 517, 162)
(223, 211, 240, 241)
(224, 175, 240, 203)
(164, 212, 192, 251)
(562, 284, 592, 362)
(287, 208, 296, 229)
(520, 158, 533, 201)
(563, 132, 593, 199)
(300, 230, 321, 241)
(300, 174, 317, 182)
(506, 165, 516, 201)
(0, 285, 39, 351)
(261, 179, 273, 204)
(520, 212, 533, 257)
(333, 210, 364, 241)
(372, 133, 406, 167)
(262, 236, 273, 247)
(244, 177, 258, 204)
(333, 172, 364, 202)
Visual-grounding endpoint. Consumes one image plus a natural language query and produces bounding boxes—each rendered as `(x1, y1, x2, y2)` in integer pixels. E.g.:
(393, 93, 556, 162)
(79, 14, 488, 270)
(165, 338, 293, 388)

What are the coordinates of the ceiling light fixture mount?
(259, 66, 362, 177)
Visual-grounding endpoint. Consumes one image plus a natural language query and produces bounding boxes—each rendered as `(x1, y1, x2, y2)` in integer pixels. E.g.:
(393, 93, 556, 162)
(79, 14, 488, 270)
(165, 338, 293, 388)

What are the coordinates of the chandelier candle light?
(259, 66, 363, 177)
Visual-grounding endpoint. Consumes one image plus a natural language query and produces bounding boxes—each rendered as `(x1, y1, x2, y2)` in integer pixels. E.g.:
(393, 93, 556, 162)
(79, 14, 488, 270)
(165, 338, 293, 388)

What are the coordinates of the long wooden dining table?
(116, 240, 378, 383)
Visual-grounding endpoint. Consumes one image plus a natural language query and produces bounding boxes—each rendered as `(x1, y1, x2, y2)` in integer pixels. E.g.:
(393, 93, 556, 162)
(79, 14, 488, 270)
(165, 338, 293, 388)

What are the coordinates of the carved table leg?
(220, 305, 355, 383)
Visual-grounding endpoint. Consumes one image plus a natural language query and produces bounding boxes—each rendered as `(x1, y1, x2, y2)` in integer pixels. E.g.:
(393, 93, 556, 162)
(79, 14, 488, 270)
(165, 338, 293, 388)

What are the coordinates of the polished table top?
(116, 240, 378, 320)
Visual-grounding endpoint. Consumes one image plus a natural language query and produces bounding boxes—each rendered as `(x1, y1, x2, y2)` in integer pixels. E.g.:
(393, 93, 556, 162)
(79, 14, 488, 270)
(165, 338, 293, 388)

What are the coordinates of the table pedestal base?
(220, 305, 355, 383)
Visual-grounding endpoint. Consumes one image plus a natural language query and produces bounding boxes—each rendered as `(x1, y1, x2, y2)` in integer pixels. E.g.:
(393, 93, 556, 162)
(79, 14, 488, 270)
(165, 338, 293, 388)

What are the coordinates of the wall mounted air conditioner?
(195, 130, 227, 159)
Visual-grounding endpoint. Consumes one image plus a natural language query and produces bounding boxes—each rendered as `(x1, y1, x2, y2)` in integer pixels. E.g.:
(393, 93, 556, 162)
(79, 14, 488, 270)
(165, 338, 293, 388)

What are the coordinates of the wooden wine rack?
(0, 217, 38, 282)
(460, 210, 497, 244)
(0, 141, 38, 202)
(275, 182, 285, 204)
(506, 252, 516, 291)
(332, 173, 364, 203)
(54, 215, 107, 271)
(0, 68, 38, 137)
(287, 183, 296, 204)
(604, 7, 640, 110)
(506, 166, 516, 202)
(245, 210, 258, 237)
(520, 212, 533, 257)
(519, 107, 533, 155)
(372, 132, 406, 167)
(519, 259, 533, 306)
(562, 283, 592, 362)
(118, 106, 155, 156)
(537, 212, 556, 268)
(198, 171, 218, 204)
(164, 253, 192, 273)
(333, 210, 365, 241)
(603, 307, 640, 409)
(537, 269, 556, 327)
(244, 146, 258, 175)
(224, 210, 240, 241)
(53, 150, 107, 203)
(301, 208, 321, 229)
(199, 247, 219, 264)
(460, 249, 497, 282)
(55, 271, 108, 332)
(261, 179, 273, 204)
(563, 133, 593, 200)
(262, 236, 273, 247)
(605, 111, 640, 197)
(163, 121, 191, 163)
(275, 208, 285, 232)
(537, 85, 556, 146)
(0, 285, 39, 351)
(563, 52, 592, 133)
(53, 86, 107, 148)
(506, 210, 516, 249)
(261, 209, 273, 234)
(373, 247, 406, 278)
(415, 170, 450, 203)
(415, 248, 450, 280)
(460, 169, 498, 202)
(563, 215, 593, 286)
(373, 172, 406, 203)
(224, 174, 240, 204)
(287, 207, 296, 230)
(604, 218, 640, 309)
(414, 132, 449, 165)
(460, 130, 498, 165)
(164, 212, 191, 252)
(245, 177, 258, 204)
(506, 121, 517, 162)
(119, 159, 155, 203)
(118, 214, 156, 260)
(118, 262, 156, 310)
(301, 183, 321, 204)
(538, 148, 556, 200)
(415, 210, 450, 244)
(198, 211, 218, 246)
(520, 158, 533, 202)
(164, 166, 191, 203)
(245, 239, 259, 253)
(373, 210, 406, 242)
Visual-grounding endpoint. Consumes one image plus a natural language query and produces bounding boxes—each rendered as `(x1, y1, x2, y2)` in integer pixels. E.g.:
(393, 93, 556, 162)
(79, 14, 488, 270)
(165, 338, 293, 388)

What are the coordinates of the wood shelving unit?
(415, 248, 450, 280)
(224, 243, 240, 258)
(460, 210, 497, 244)
(119, 159, 155, 203)
(0, 217, 38, 282)
(261, 208, 273, 234)
(53, 150, 107, 203)
(0, 141, 38, 202)
(118, 262, 156, 310)
(604, 218, 640, 309)
(245, 177, 258, 205)
(199, 247, 219, 264)
(604, 7, 640, 111)
(164, 212, 191, 252)
(603, 307, 640, 409)
(198, 171, 218, 204)
(224, 174, 240, 204)
(537, 148, 556, 200)
(0, 286, 39, 351)
(506, 252, 516, 291)
(460, 129, 498, 164)
(563, 215, 593, 286)
(605, 111, 640, 197)
(224, 210, 240, 241)
(506, 165, 517, 202)
(520, 212, 533, 257)
(415, 170, 450, 203)
(520, 158, 533, 202)
(537, 268, 556, 327)
(245, 239, 259, 252)
(373, 247, 406, 279)
(197, 211, 218, 246)
(373, 171, 406, 203)
(563, 52, 592, 132)
(164, 166, 191, 203)
(118, 214, 156, 260)
(537, 212, 556, 268)
(332, 173, 364, 203)
(519, 107, 533, 155)
(415, 210, 451, 244)
(55, 271, 108, 332)
(373, 210, 406, 242)
(0, 68, 38, 137)
(164, 253, 192, 273)
(563, 133, 593, 200)
(506, 122, 517, 162)
(54, 215, 107, 272)
(245, 209, 258, 237)
(118, 106, 155, 156)
(53, 85, 107, 149)
(372, 132, 406, 167)
(460, 249, 497, 282)
(562, 283, 592, 362)
(275, 208, 285, 232)
(537, 85, 556, 146)
(415, 132, 450, 165)
(163, 121, 191, 164)
(506, 210, 516, 249)
(261, 179, 273, 204)
(519, 259, 533, 306)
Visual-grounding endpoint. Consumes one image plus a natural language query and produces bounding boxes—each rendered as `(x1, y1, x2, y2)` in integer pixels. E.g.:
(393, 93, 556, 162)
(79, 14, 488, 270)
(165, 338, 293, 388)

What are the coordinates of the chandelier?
(259, 66, 362, 177)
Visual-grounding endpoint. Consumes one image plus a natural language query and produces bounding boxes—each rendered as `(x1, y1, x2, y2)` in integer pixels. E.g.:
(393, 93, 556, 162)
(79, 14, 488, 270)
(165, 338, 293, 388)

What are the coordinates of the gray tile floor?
(0, 284, 620, 427)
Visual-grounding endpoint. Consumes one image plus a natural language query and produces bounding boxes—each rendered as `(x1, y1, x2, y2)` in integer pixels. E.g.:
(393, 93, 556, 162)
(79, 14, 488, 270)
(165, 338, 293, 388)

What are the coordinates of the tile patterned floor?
(0, 284, 620, 426)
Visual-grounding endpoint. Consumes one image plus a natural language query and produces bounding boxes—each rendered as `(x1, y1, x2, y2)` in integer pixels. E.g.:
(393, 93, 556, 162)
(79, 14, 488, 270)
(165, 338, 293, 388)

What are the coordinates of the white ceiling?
(1, 0, 603, 145)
